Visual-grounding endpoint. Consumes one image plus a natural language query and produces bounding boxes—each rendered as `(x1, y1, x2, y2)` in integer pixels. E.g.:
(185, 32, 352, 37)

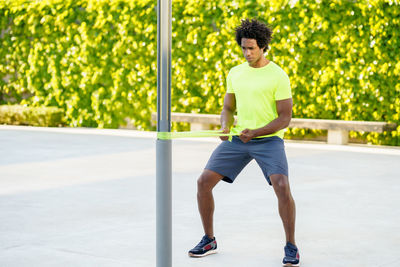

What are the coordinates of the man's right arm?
(220, 93, 236, 141)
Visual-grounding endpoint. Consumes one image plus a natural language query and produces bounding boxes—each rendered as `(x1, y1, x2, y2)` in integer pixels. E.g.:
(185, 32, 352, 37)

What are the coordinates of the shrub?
(0, 105, 64, 127)
(0, 0, 399, 145)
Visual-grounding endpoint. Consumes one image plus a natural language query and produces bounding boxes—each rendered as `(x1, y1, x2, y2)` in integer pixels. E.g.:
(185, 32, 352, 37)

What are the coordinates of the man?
(188, 19, 300, 266)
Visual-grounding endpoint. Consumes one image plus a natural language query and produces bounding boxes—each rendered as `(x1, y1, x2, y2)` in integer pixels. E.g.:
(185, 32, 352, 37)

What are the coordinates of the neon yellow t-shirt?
(226, 61, 292, 139)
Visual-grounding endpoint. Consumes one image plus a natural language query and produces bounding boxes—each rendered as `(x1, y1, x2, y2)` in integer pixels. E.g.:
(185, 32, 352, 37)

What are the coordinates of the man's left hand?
(239, 128, 255, 143)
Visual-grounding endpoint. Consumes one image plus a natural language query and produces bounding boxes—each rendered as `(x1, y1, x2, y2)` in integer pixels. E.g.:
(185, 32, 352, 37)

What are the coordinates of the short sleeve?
(226, 71, 234, 94)
(274, 72, 292, 100)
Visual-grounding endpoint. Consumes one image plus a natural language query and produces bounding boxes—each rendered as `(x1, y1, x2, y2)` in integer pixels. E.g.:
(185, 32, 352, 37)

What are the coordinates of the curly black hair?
(235, 19, 273, 52)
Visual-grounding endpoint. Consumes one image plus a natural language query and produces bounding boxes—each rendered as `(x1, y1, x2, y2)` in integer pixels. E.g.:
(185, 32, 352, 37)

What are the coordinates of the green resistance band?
(157, 130, 237, 140)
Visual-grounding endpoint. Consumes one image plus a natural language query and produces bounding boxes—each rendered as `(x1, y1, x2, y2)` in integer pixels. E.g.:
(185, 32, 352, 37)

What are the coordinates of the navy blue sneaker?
(283, 242, 300, 266)
(188, 235, 217, 257)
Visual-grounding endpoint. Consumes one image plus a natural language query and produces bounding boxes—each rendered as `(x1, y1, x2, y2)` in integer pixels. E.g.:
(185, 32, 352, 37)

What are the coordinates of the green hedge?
(0, 0, 399, 145)
(0, 105, 64, 126)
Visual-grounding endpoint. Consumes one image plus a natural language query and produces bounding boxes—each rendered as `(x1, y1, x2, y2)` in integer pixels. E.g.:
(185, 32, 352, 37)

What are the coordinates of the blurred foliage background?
(0, 0, 399, 145)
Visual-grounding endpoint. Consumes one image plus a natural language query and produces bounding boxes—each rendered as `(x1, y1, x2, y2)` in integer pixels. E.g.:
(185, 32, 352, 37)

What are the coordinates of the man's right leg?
(189, 137, 249, 257)
(188, 169, 223, 257)
(197, 169, 224, 239)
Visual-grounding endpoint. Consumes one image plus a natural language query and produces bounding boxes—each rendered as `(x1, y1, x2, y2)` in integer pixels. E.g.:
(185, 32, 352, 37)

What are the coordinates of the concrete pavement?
(0, 125, 399, 266)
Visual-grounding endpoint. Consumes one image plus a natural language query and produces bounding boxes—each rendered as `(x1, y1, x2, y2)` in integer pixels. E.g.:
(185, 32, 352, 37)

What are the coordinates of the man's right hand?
(219, 127, 230, 141)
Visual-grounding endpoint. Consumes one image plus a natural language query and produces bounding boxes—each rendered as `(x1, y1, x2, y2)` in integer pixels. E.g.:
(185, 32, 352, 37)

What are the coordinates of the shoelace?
(285, 245, 297, 258)
(195, 236, 212, 248)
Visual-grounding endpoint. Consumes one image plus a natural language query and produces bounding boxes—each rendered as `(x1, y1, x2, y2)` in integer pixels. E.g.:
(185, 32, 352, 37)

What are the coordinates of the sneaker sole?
(188, 249, 217, 258)
(283, 263, 299, 267)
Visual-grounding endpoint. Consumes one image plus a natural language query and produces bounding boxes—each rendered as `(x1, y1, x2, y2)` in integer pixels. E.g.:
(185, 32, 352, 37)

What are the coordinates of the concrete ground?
(0, 125, 399, 267)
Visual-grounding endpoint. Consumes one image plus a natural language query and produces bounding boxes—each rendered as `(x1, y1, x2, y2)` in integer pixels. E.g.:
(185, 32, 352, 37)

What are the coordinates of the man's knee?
(270, 174, 291, 196)
(197, 170, 223, 192)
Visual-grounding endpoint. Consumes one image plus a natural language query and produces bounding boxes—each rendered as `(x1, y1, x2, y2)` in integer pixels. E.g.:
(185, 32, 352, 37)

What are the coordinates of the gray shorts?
(205, 136, 288, 185)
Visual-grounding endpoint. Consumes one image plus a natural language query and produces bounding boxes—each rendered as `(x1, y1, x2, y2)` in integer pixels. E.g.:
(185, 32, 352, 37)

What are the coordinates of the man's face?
(241, 38, 264, 64)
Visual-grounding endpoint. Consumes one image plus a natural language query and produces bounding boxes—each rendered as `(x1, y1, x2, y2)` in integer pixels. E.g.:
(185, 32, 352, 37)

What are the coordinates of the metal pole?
(156, 0, 172, 267)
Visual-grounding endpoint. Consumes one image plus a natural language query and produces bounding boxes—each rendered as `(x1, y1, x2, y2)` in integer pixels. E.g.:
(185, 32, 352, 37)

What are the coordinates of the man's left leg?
(270, 174, 299, 266)
(270, 174, 296, 244)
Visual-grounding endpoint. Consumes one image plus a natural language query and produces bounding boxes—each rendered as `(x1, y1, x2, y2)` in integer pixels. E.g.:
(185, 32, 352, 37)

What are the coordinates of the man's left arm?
(239, 98, 293, 143)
